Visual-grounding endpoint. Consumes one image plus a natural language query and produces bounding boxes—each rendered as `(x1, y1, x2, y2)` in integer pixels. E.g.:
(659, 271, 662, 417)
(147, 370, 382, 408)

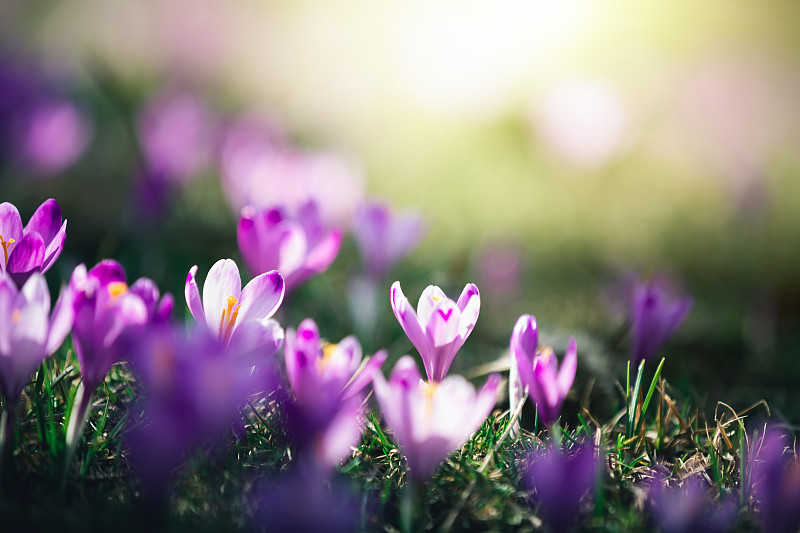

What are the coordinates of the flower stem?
(0, 405, 14, 485)
(61, 381, 94, 493)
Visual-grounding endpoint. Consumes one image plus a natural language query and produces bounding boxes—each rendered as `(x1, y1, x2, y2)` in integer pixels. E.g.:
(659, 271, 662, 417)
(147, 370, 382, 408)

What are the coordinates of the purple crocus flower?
(372, 356, 500, 482)
(70, 260, 173, 392)
(0, 272, 73, 406)
(748, 428, 800, 533)
(522, 443, 598, 533)
(184, 258, 285, 363)
(284, 318, 386, 469)
(351, 200, 425, 280)
(510, 314, 577, 428)
(128, 324, 274, 500)
(0, 199, 67, 287)
(390, 281, 480, 382)
(237, 201, 342, 292)
(647, 476, 736, 533)
(137, 88, 214, 184)
(630, 276, 693, 367)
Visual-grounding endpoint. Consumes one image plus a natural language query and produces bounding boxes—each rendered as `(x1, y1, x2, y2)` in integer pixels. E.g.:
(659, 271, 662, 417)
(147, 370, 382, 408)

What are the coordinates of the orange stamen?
(0, 235, 15, 265)
(218, 295, 240, 345)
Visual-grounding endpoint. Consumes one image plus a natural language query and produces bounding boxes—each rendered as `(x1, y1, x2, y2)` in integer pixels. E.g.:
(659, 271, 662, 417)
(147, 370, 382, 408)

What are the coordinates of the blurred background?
(1, 0, 799, 419)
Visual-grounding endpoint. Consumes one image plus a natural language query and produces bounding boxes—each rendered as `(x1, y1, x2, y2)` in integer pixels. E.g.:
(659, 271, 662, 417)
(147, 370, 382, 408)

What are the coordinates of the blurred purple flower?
(0, 273, 73, 407)
(128, 324, 274, 499)
(522, 443, 598, 532)
(185, 258, 285, 363)
(390, 281, 480, 382)
(748, 428, 800, 533)
(647, 476, 736, 533)
(137, 88, 214, 183)
(475, 241, 522, 302)
(511, 314, 577, 428)
(372, 356, 499, 482)
(352, 200, 425, 279)
(284, 318, 385, 470)
(237, 201, 342, 292)
(219, 115, 364, 228)
(630, 276, 693, 367)
(70, 260, 173, 391)
(17, 97, 92, 176)
(252, 469, 359, 533)
(0, 199, 67, 287)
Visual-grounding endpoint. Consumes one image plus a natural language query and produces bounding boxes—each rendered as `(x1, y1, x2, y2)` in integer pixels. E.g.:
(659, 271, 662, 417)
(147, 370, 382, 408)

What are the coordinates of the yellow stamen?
(430, 295, 442, 303)
(0, 235, 15, 265)
(218, 295, 240, 345)
(107, 281, 128, 299)
(11, 309, 21, 325)
(318, 342, 338, 371)
(538, 346, 554, 362)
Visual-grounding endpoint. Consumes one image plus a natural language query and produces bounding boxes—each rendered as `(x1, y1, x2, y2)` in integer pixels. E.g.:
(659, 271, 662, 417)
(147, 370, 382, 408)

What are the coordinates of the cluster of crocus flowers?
(510, 314, 577, 428)
(185, 258, 285, 363)
(237, 200, 342, 292)
(283, 318, 386, 470)
(0, 199, 67, 287)
(372, 356, 500, 482)
(390, 281, 480, 382)
(630, 276, 693, 368)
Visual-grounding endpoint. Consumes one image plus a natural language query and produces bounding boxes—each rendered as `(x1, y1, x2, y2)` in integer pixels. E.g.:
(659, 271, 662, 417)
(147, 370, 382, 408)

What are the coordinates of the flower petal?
(557, 338, 578, 398)
(228, 318, 284, 365)
(24, 198, 62, 245)
(201, 259, 242, 334)
(7, 232, 45, 287)
(47, 285, 74, 355)
(184, 265, 206, 325)
(416, 285, 447, 324)
(390, 281, 430, 361)
(342, 349, 387, 400)
(456, 283, 480, 339)
(237, 270, 284, 324)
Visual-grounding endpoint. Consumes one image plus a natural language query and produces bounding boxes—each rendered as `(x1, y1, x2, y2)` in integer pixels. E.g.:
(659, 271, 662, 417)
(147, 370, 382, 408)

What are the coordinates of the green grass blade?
(626, 360, 645, 439)
(634, 357, 665, 436)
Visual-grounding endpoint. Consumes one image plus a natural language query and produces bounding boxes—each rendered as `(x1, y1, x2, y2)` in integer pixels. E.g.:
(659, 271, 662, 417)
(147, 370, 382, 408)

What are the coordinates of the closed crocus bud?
(352, 200, 424, 280)
(372, 356, 499, 483)
(390, 281, 480, 382)
(0, 199, 67, 287)
(237, 201, 342, 292)
(511, 314, 577, 428)
(630, 277, 693, 368)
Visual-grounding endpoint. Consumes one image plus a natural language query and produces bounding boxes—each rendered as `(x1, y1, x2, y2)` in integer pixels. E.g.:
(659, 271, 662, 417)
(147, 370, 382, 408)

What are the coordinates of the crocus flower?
(137, 88, 214, 183)
(748, 428, 800, 533)
(185, 258, 285, 362)
(237, 201, 342, 292)
(70, 260, 173, 392)
(219, 116, 364, 228)
(0, 199, 67, 287)
(630, 276, 693, 367)
(390, 281, 480, 382)
(128, 324, 274, 500)
(0, 272, 73, 406)
(522, 443, 598, 533)
(352, 200, 425, 280)
(647, 476, 736, 533)
(283, 318, 386, 469)
(510, 314, 577, 427)
(372, 356, 499, 482)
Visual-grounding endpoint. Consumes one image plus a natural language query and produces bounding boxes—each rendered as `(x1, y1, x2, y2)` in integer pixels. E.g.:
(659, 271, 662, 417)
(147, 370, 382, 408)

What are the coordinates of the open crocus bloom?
(630, 277, 693, 368)
(70, 260, 173, 392)
(0, 199, 67, 287)
(185, 258, 285, 363)
(511, 314, 577, 427)
(390, 281, 480, 382)
(237, 200, 342, 292)
(0, 272, 73, 406)
(284, 318, 386, 470)
(372, 356, 499, 482)
(352, 200, 425, 280)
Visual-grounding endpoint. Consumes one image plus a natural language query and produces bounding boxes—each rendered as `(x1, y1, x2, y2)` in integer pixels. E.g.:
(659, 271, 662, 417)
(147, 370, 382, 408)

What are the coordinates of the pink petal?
(557, 338, 578, 398)
(24, 198, 62, 245)
(184, 265, 206, 325)
(237, 270, 284, 324)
